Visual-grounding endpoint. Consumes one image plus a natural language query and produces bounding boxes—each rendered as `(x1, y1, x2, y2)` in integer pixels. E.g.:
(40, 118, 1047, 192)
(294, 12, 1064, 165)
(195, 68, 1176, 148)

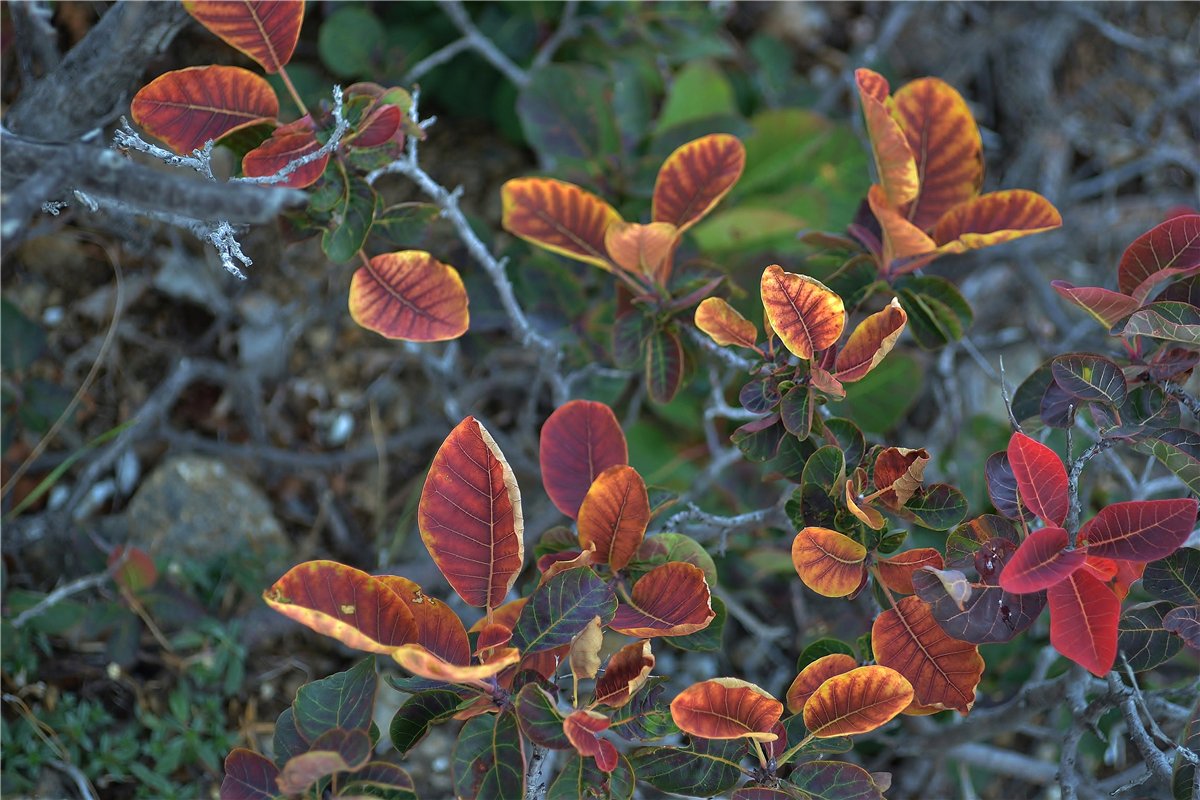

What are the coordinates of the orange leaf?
(760, 265, 845, 360)
(932, 190, 1062, 252)
(577, 465, 649, 571)
(418, 417, 524, 608)
(594, 640, 655, 709)
(263, 560, 416, 653)
(242, 129, 328, 189)
(604, 221, 678, 279)
(348, 251, 469, 342)
(537, 546, 598, 587)
(845, 472, 885, 531)
(891, 78, 984, 230)
(610, 562, 714, 637)
(873, 447, 930, 507)
(475, 622, 514, 654)
(392, 644, 519, 687)
(872, 596, 984, 714)
(540, 400, 629, 519)
(563, 710, 618, 772)
(835, 298, 908, 382)
(791, 527, 867, 598)
(802, 665, 914, 737)
(131, 65, 278, 155)
(501, 178, 622, 271)
(375, 575, 471, 665)
(876, 549, 944, 595)
(670, 678, 783, 742)
(785, 653, 857, 713)
(652, 133, 746, 232)
(184, 0, 302, 73)
(694, 297, 759, 350)
(854, 69, 918, 209)
(868, 185, 937, 274)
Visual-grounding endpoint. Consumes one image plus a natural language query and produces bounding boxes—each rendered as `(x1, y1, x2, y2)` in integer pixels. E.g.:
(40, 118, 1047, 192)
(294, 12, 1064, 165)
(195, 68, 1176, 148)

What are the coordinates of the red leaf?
(610, 562, 714, 637)
(347, 103, 402, 148)
(418, 417, 524, 608)
(577, 465, 649, 571)
(876, 548, 944, 595)
(652, 134, 746, 232)
(242, 129, 328, 189)
(263, 560, 417, 653)
(998, 527, 1084, 593)
(563, 710, 619, 772)
(1006, 432, 1068, 525)
(1050, 281, 1140, 329)
(131, 65, 278, 155)
(184, 0, 303, 73)
(221, 748, 279, 800)
(539, 400, 628, 519)
(348, 251, 470, 342)
(1047, 569, 1119, 676)
(1080, 498, 1198, 562)
(108, 545, 158, 593)
(1117, 214, 1200, 300)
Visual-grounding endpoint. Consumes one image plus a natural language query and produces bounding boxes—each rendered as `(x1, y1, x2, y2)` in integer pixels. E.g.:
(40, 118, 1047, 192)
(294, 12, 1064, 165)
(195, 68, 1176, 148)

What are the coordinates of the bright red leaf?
(998, 527, 1084, 593)
(563, 710, 618, 773)
(1006, 432, 1068, 525)
(242, 129, 327, 189)
(1047, 569, 1119, 676)
(1080, 498, 1198, 562)
(1117, 214, 1200, 300)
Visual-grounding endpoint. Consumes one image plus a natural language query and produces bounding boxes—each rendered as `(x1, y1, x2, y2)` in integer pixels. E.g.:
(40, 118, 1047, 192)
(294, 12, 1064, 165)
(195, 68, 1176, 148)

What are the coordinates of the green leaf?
(796, 638, 857, 672)
(802, 445, 845, 491)
(766, 435, 818, 484)
(1143, 549, 1200, 605)
(842, 353, 923, 433)
(547, 753, 636, 800)
(731, 414, 785, 462)
(514, 683, 571, 749)
(341, 761, 417, 799)
(895, 275, 973, 349)
(631, 738, 746, 797)
(517, 63, 620, 167)
(293, 657, 377, 741)
(1119, 301, 1200, 345)
(780, 385, 813, 438)
(609, 676, 677, 742)
(666, 595, 726, 651)
(1050, 353, 1127, 407)
(632, 532, 718, 586)
(272, 707, 308, 768)
(645, 328, 685, 404)
(318, 7, 385, 79)
(612, 310, 652, 369)
(786, 760, 884, 800)
(656, 61, 737, 133)
(452, 710, 525, 800)
(691, 207, 810, 255)
(1136, 428, 1200, 494)
(372, 202, 441, 248)
(1, 299, 46, 371)
(1118, 602, 1184, 672)
(389, 689, 468, 755)
(1012, 362, 1055, 426)
(322, 169, 375, 263)
(903, 484, 969, 531)
(510, 567, 616, 655)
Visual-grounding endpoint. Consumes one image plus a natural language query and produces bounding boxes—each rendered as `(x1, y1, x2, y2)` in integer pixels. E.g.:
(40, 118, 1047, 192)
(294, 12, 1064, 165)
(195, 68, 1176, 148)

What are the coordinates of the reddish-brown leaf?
(604, 221, 678, 280)
(348, 251, 469, 342)
(375, 575, 470, 665)
(392, 644, 520, 686)
(791, 527, 867, 598)
(242, 129, 327, 188)
(1050, 282, 1141, 329)
(594, 640, 655, 708)
(1117, 214, 1200, 300)
(834, 299, 908, 382)
(1007, 432, 1068, 525)
(760, 265, 845, 360)
(537, 547, 598, 587)
(876, 549, 944, 596)
(873, 447, 930, 507)
(539, 400, 629, 519)
(932, 190, 1062, 252)
(263, 560, 417, 653)
(184, 0, 302, 73)
(652, 133, 746, 232)
(346, 102, 402, 148)
(802, 666, 914, 738)
(563, 710, 618, 772)
(609, 562, 714, 637)
(418, 416, 524, 608)
(131, 65, 278, 155)
(998, 527, 1084, 594)
(694, 297, 758, 350)
(577, 465, 650, 571)
(1047, 570, 1119, 676)
(1163, 605, 1200, 650)
(872, 596, 984, 713)
(501, 178, 622, 271)
(868, 184, 938, 275)
(785, 653, 857, 713)
(670, 678, 783, 741)
(1080, 498, 1198, 562)
(475, 622, 514, 654)
(221, 748, 279, 800)
(854, 69, 919, 209)
(891, 78, 984, 231)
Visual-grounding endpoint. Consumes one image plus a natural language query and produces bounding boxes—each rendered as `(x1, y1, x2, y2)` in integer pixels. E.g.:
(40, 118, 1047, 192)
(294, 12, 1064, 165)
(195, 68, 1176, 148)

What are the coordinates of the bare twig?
(441, 0, 530, 87)
(402, 37, 474, 84)
(12, 572, 110, 628)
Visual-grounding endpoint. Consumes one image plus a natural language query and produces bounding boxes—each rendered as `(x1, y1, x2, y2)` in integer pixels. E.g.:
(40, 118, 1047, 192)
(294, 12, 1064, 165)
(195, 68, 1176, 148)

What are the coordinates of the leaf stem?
(277, 65, 309, 117)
